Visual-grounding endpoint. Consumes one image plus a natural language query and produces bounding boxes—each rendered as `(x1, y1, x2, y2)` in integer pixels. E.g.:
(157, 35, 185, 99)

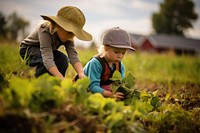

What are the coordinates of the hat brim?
(41, 15, 92, 41)
(106, 44, 136, 51)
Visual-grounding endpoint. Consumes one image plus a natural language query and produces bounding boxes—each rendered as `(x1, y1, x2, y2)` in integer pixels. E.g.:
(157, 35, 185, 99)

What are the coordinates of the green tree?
(0, 12, 7, 38)
(7, 12, 29, 41)
(152, 0, 198, 36)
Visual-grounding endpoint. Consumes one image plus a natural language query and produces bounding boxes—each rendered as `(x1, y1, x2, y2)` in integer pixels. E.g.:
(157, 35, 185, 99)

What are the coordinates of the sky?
(0, 0, 200, 47)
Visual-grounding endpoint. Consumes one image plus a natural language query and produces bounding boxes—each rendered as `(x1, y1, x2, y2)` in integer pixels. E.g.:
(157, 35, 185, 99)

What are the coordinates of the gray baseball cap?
(102, 27, 135, 51)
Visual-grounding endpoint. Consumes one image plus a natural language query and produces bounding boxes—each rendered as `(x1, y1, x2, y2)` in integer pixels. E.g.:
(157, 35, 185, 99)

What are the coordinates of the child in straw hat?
(20, 6, 92, 80)
(84, 27, 135, 100)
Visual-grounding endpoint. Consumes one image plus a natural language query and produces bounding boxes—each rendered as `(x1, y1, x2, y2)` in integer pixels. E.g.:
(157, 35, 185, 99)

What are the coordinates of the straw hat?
(41, 6, 92, 41)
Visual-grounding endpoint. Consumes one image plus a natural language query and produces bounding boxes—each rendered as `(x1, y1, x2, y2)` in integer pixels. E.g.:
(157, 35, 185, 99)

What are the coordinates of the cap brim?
(41, 15, 92, 41)
(106, 44, 136, 51)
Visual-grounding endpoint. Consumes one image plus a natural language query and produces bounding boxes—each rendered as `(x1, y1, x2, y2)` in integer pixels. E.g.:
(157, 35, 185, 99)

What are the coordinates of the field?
(0, 43, 200, 133)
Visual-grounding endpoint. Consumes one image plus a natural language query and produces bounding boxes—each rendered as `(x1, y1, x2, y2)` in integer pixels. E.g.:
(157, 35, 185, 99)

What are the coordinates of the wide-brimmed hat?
(103, 27, 135, 51)
(41, 6, 92, 41)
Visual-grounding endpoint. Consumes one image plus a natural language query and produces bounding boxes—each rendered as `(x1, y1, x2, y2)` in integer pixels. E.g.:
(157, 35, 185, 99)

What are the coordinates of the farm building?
(130, 34, 200, 56)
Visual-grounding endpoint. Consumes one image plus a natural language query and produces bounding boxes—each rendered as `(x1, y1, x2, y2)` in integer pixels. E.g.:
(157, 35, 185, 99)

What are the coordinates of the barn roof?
(130, 33, 200, 51)
(148, 34, 200, 50)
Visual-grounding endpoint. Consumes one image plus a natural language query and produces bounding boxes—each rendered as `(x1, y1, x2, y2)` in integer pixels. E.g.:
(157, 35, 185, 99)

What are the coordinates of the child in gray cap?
(84, 27, 135, 100)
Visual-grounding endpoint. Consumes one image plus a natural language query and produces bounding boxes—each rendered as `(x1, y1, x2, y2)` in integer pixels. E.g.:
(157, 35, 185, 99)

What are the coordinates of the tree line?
(0, 12, 29, 42)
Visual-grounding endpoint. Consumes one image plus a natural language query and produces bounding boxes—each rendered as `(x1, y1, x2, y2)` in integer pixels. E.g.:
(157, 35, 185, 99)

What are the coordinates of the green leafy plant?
(110, 71, 161, 110)
(110, 71, 137, 105)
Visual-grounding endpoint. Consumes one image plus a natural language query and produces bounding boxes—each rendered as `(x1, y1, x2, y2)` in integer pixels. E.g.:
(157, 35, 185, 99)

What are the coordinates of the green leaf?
(110, 70, 122, 81)
(110, 83, 120, 93)
(73, 77, 90, 104)
(61, 79, 73, 94)
(116, 86, 131, 98)
(85, 93, 106, 114)
(9, 77, 34, 107)
(132, 90, 140, 101)
(165, 93, 170, 101)
(124, 72, 135, 88)
(105, 112, 124, 128)
(73, 77, 90, 94)
(151, 96, 161, 109)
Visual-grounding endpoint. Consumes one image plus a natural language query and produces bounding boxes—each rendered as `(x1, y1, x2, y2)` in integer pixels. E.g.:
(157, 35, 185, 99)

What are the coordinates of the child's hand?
(78, 72, 85, 79)
(113, 92, 124, 101)
(73, 73, 85, 82)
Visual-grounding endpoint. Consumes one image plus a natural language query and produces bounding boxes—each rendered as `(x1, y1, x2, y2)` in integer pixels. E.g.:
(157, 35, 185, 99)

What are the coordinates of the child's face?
(57, 26, 74, 42)
(105, 46, 127, 64)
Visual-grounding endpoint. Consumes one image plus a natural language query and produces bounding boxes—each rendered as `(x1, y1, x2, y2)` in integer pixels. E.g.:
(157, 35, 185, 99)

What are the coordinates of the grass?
(0, 43, 200, 84)
(0, 44, 30, 78)
(122, 52, 200, 84)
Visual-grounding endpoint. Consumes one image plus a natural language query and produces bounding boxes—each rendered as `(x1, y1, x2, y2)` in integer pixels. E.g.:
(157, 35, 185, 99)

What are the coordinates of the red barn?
(130, 34, 200, 56)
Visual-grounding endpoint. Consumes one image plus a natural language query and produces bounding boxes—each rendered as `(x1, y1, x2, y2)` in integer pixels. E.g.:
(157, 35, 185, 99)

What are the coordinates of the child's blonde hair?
(40, 20, 75, 41)
(40, 20, 57, 34)
(98, 45, 106, 55)
(98, 45, 112, 56)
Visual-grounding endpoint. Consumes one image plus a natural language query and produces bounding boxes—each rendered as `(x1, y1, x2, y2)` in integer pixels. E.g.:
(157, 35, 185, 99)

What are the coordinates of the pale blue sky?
(0, 0, 199, 46)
